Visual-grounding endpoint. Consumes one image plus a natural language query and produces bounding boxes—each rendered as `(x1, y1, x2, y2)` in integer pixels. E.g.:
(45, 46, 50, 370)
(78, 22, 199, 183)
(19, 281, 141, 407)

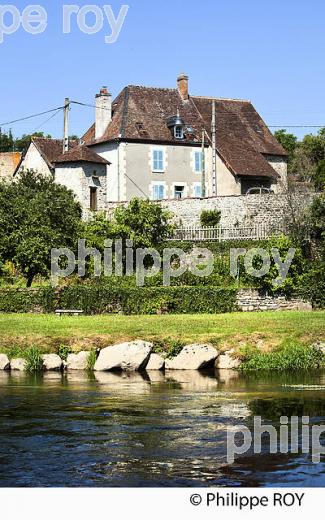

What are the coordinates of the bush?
(58, 286, 238, 315)
(24, 346, 43, 372)
(87, 350, 97, 370)
(299, 262, 325, 308)
(57, 344, 71, 361)
(240, 341, 323, 371)
(0, 285, 237, 315)
(200, 209, 221, 228)
(0, 287, 56, 313)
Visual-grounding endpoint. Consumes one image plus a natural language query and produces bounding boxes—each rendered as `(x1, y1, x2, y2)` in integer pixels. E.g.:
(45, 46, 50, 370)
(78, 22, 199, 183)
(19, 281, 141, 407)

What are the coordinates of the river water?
(1, 369, 325, 487)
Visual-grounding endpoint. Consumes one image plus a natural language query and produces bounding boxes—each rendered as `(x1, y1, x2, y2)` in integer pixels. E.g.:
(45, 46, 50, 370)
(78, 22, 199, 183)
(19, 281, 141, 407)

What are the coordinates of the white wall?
(18, 142, 52, 177)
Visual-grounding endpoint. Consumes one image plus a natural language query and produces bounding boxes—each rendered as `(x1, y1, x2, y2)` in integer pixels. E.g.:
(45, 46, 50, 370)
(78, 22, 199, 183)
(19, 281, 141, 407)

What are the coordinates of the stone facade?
(54, 162, 108, 216)
(237, 288, 312, 312)
(156, 192, 314, 229)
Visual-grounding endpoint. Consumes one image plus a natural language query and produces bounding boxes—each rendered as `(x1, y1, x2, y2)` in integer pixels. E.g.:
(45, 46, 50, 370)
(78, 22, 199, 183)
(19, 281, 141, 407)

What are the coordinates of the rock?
(11, 358, 26, 371)
(66, 351, 90, 370)
(146, 353, 165, 370)
(0, 354, 10, 370)
(94, 340, 152, 372)
(42, 354, 63, 371)
(312, 342, 325, 354)
(215, 350, 241, 370)
(165, 344, 218, 370)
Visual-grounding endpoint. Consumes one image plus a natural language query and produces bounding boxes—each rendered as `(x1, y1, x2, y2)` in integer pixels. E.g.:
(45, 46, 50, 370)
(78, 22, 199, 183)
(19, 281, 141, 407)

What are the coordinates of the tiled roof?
(32, 138, 79, 170)
(55, 145, 110, 165)
(82, 85, 287, 178)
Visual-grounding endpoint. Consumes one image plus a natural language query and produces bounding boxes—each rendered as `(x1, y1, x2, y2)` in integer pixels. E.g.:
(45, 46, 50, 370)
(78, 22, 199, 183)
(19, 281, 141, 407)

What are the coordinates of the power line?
(269, 125, 325, 129)
(30, 108, 64, 134)
(2, 99, 325, 133)
(0, 106, 67, 127)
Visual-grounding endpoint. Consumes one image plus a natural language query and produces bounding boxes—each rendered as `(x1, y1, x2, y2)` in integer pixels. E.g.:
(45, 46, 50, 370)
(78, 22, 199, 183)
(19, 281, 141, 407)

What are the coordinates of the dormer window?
(167, 112, 185, 140)
(174, 126, 184, 139)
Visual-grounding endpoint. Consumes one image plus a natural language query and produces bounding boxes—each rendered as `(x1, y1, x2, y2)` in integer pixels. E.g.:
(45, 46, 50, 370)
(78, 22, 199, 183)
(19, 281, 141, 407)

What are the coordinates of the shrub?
(200, 209, 221, 228)
(166, 341, 184, 359)
(87, 350, 97, 370)
(0, 284, 238, 315)
(299, 262, 325, 308)
(24, 347, 43, 372)
(0, 287, 56, 313)
(58, 286, 238, 315)
(57, 344, 71, 361)
(240, 341, 323, 372)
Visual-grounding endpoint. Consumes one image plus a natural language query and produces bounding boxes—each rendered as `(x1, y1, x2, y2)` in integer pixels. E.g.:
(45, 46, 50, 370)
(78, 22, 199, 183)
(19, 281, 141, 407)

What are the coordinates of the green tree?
(0, 129, 14, 152)
(310, 194, 325, 240)
(0, 170, 82, 286)
(112, 198, 174, 250)
(274, 129, 297, 161)
(300, 129, 325, 164)
(14, 132, 52, 152)
(314, 160, 325, 192)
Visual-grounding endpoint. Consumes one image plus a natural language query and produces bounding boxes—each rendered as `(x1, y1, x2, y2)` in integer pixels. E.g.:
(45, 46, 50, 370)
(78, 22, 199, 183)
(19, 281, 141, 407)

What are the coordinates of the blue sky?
(1, 0, 325, 139)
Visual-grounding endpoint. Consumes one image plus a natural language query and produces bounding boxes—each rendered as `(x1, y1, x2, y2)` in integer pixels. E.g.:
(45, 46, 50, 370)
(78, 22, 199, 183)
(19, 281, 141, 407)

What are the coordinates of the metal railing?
(168, 223, 283, 242)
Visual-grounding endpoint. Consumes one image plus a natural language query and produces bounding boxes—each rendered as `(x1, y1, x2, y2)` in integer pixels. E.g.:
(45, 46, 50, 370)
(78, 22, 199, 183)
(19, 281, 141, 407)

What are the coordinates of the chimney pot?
(177, 73, 189, 101)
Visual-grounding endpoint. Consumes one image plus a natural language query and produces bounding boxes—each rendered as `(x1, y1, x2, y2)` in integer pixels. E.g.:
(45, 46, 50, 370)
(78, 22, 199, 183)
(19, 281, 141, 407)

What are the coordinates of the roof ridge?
(192, 95, 251, 103)
(127, 84, 177, 92)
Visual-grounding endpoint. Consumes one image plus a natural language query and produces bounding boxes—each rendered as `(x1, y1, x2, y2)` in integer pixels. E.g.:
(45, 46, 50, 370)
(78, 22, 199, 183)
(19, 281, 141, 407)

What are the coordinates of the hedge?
(0, 287, 56, 313)
(0, 286, 238, 315)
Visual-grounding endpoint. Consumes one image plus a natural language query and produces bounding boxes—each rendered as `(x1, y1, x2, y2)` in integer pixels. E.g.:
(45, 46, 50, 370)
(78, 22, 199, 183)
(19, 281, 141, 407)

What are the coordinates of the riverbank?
(0, 310, 324, 352)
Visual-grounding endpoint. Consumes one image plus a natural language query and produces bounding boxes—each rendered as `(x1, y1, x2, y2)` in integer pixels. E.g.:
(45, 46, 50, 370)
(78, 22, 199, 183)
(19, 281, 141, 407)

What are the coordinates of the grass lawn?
(0, 311, 324, 353)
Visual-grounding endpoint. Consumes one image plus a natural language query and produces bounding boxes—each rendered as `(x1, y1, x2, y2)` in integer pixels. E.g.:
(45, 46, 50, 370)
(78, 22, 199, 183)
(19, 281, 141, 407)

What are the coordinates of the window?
(152, 149, 165, 172)
(194, 151, 203, 172)
(194, 184, 202, 197)
(174, 185, 185, 199)
(90, 187, 98, 211)
(174, 126, 184, 139)
(152, 184, 165, 200)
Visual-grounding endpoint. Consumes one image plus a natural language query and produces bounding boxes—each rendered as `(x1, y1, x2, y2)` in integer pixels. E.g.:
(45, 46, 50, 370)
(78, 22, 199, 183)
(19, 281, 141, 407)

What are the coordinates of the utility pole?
(63, 98, 70, 153)
(211, 100, 217, 196)
(201, 129, 206, 197)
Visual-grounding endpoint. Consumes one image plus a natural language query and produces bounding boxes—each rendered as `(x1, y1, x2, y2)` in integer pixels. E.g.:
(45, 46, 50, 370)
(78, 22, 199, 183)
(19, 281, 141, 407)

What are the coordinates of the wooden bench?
(55, 309, 84, 317)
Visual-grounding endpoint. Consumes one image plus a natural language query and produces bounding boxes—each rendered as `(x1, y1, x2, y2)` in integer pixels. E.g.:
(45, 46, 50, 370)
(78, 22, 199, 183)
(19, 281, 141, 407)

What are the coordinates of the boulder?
(312, 342, 325, 355)
(66, 351, 90, 370)
(42, 354, 63, 371)
(0, 354, 10, 370)
(146, 353, 165, 370)
(215, 350, 241, 370)
(11, 358, 26, 371)
(165, 344, 218, 370)
(94, 340, 152, 372)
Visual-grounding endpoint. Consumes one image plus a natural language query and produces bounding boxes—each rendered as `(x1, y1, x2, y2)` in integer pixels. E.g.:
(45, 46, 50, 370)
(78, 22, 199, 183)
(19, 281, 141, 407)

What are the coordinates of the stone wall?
(0, 152, 21, 180)
(237, 288, 312, 312)
(55, 162, 108, 217)
(157, 192, 315, 229)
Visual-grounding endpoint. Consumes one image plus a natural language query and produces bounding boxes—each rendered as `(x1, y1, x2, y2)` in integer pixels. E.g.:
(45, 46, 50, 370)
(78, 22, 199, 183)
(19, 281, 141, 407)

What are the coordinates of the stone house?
(16, 137, 110, 213)
(82, 74, 288, 202)
(16, 74, 288, 213)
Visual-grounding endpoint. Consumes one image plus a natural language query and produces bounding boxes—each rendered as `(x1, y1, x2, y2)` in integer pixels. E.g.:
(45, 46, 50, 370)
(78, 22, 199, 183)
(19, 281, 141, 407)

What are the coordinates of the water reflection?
(1, 369, 325, 487)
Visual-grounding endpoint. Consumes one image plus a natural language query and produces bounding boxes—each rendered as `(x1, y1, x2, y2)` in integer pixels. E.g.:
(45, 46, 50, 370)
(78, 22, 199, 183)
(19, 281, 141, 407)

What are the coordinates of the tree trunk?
(26, 273, 34, 288)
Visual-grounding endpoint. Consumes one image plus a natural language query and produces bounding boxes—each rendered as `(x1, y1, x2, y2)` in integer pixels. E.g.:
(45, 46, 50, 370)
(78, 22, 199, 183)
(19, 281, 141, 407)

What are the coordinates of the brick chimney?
(177, 73, 189, 101)
(95, 86, 112, 140)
